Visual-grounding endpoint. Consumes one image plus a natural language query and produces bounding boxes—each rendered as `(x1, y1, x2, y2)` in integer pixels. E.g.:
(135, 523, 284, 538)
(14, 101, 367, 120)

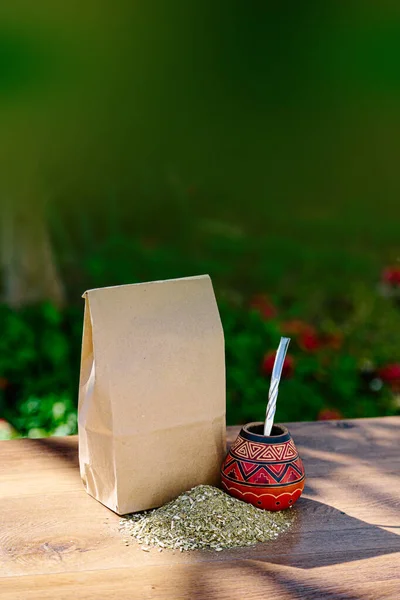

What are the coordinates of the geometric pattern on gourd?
(241, 461, 259, 477)
(224, 460, 245, 482)
(291, 456, 305, 473)
(229, 435, 245, 453)
(222, 457, 304, 485)
(249, 461, 303, 485)
(233, 440, 261, 460)
(284, 464, 304, 483)
(266, 463, 287, 478)
(232, 438, 298, 462)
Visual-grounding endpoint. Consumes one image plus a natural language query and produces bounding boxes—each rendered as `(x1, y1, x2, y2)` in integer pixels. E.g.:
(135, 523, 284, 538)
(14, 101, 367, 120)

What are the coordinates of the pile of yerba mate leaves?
(120, 485, 294, 552)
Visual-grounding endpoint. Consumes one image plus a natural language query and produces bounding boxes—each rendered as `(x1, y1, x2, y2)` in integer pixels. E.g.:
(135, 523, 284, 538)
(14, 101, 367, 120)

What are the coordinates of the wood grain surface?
(1, 418, 400, 599)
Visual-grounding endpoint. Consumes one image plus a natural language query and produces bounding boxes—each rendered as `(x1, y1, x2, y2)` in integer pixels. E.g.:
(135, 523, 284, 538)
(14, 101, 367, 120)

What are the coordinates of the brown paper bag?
(78, 275, 226, 514)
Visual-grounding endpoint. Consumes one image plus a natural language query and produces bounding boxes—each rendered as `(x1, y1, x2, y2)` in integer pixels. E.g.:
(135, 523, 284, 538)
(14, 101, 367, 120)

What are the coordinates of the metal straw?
(264, 337, 291, 436)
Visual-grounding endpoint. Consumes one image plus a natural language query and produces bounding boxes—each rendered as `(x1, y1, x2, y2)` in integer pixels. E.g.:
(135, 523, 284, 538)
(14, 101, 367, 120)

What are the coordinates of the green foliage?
(1, 266, 399, 436)
(0, 302, 81, 436)
(13, 393, 77, 438)
(222, 299, 398, 425)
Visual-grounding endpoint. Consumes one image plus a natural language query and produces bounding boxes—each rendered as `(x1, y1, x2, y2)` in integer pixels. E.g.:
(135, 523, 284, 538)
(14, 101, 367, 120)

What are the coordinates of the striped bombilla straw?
(264, 337, 291, 436)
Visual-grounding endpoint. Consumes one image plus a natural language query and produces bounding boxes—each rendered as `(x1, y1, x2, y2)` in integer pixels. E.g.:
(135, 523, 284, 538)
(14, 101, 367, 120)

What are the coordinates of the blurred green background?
(1, 1, 400, 438)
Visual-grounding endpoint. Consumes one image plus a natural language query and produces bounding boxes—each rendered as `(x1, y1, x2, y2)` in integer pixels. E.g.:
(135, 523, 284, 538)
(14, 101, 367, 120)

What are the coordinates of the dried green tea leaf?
(119, 485, 294, 552)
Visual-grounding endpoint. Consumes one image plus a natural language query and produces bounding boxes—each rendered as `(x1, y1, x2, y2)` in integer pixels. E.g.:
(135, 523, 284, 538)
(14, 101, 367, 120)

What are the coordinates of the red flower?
(298, 330, 321, 352)
(250, 294, 277, 320)
(0, 377, 9, 390)
(282, 321, 323, 352)
(378, 363, 400, 391)
(382, 267, 400, 286)
(283, 320, 343, 353)
(262, 351, 294, 379)
(317, 408, 343, 421)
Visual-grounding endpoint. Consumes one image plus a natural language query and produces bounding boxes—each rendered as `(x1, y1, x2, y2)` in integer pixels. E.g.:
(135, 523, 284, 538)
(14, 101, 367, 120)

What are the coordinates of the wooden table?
(1, 418, 400, 599)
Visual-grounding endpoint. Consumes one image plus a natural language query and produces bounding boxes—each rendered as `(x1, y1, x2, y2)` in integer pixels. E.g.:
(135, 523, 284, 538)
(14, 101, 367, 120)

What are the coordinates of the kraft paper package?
(78, 275, 226, 515)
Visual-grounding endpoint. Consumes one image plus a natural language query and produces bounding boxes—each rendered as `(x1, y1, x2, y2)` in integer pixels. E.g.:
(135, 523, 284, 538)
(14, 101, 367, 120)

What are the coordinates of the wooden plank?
(1, 491, 399, 577)
(1, 561, 400, 600)
(0, 417, 399, 599)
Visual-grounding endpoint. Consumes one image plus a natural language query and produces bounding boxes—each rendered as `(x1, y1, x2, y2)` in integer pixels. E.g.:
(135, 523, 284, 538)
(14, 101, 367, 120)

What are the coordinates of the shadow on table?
(294, 419, 400, 514)
(220, 561, 380, 600)
(29, 436, 79, 468)
(193, 563, 378, 600)
(187, 496, 400, 599)
(187, 545, 393, 600)
(203, 496, 400, 571)
(264, 497, 400, 569)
